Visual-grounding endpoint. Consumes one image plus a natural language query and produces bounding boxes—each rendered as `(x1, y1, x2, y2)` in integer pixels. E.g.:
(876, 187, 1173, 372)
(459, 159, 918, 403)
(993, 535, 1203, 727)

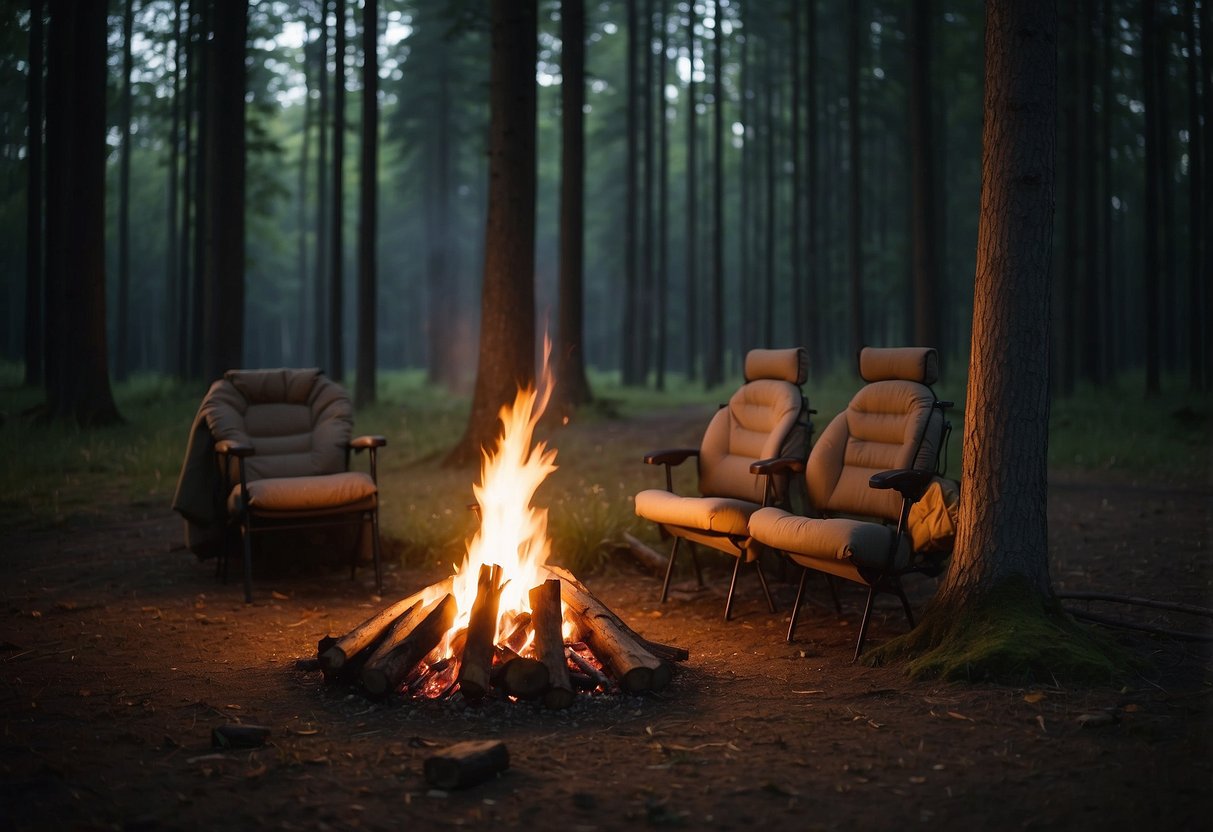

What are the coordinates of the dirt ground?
(2, 439, 1211, 830)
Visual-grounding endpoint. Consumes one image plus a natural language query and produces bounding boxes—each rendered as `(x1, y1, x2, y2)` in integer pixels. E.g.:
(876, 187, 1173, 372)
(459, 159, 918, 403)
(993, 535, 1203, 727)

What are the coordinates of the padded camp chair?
(634, 348, 812, 620)
(748, 347, 952, 660)
(172, 368, 384, 603)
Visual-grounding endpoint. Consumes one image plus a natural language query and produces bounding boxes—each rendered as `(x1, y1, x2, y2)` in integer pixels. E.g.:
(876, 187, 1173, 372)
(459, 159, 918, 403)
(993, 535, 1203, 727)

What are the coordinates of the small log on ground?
(546, 565, 688, 663)
(361, 594, 457, 698)
(458, 564, 505, 701)
(530, 579, 575, 709)
(423, 740, 509, 790)
(318, 576, 454, 679)
(622, 532, 669, 576)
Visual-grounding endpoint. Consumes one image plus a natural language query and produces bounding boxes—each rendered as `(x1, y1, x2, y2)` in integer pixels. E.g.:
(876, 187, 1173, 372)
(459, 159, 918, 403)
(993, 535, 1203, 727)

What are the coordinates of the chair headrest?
(224, 368, 323, 404)
(744, 347, 809, 385)
(858, 347, 939, 385)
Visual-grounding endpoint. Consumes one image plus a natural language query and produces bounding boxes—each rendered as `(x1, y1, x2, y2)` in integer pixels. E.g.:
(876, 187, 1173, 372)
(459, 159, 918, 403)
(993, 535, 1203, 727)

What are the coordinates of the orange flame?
(446, 339, 558, 645)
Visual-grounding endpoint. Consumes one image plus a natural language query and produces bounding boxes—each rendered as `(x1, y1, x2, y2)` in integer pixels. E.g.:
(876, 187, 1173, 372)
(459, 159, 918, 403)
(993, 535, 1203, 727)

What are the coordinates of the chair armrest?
(869, 468, 933, 501)
(350, 435, 387, 450)
(643, 448, 699, 466)
(750, 456, 806, 476)
(215, 440, 254, 458)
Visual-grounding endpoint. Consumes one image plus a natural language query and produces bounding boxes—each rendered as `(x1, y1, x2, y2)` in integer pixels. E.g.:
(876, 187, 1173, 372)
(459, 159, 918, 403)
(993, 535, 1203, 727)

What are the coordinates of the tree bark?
(187, 0, 208, 381)
(790, 0, 803, 351)
(166, 0, 182, 376)
(24, 0, 44, 388)
(640, 0, 655, 382)
(705, 0, 724, 388)
(655, 0, 669, 390)
(314, 0, 330, 368)
(1184, 0, 1205, 390)
(622, 0, 640, 385)
(908, 0, 937, 351)
(805, 0, 819, 374)
(1141, 0, 1161, 395)
(115, 0, 134, 383)
(445, 0, 537, 466)
(556, 0, 593, 408)
(296, 7, 311, 367)
(200, 0, 247, 383)
(329, 0, 346, 381)
(355, 0, 378, 407)
(684, 5, 698, 380)
(846, 0, 864, 358)
(43, 0, 120, 425)
(177, 0, 194, 379)
(935, 0, 1055, 601)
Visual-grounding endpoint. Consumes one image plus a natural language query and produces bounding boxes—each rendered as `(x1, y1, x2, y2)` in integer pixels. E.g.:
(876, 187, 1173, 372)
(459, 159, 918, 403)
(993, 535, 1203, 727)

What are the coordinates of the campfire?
(316, 348, 686, 707)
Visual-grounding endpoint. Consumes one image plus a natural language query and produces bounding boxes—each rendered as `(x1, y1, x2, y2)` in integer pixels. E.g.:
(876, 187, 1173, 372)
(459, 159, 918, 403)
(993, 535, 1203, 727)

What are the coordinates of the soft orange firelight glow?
(428, 338, 560, 655)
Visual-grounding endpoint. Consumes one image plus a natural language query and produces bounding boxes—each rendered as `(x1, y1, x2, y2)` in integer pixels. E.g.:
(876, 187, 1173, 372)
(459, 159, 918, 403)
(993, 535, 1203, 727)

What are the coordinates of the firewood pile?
(317, 565, 687, 708)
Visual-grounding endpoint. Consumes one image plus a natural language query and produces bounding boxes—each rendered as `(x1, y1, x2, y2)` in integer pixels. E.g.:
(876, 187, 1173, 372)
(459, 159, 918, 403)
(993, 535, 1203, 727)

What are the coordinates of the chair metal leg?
(853, 585, 879, 662)
(755, 557, 777, 613)
(787, 566, 809, 643)
(240, 524, 254, 604)
(689, 545, 704, 587)
(660, 536, 681, 603)
(724, 554, 744, 621)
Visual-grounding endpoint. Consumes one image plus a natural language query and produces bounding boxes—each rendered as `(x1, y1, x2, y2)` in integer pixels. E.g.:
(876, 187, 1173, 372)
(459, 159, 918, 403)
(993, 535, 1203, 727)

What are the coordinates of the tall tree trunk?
(297, 6, 312, 367)
(188, 0, 209, 380)
(1057, 8, 1078, 396)
(1202, 0, 1212, 391)
(763, 34, 775, 347)
(24, 0, 44, 387)
(1185, 0, 1206, 390)
(44, 0, 120, 425)
(177, 0, 194, 379)
(622, 0, 640, 384)
(166, 0, 182, 376)
(314, 0, 330, 368)
(445, 0, 537, 466)
(705, 0, 724, 388)
(805, 0, 819, 373)
(684, 6, 698, 380)
(655, 0, 669, 391)
(1079, 0, 1101, 385)
(908, 0, 937, 352)
(425, 47, 454, 388)
(640, 0, 654, 382)
(557, 0, 592, 407)
(1156, 5, 1178, 374)
(355, 0, 378, 407)
(1099, 0, 1115, 379)
(1141, 0, 1161, 395)
(789, 0, 803, 350)
(200, 0, 247, 383)
(329, 0, 346, 380)
(738, 14, 751, 354)
(847, 0, 864, 358)
(115, 0, 135, 382)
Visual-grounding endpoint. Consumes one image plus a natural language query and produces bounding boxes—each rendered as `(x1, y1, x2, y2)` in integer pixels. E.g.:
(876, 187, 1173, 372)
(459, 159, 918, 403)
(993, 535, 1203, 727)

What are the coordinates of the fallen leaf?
(947, 711, 974, 722)
(272, 591, 290, 601)
(1122, 704, 1140, 713)
(409, 736, 441, 748)
(909, 776, 927, 784)
(1023, 692, 1046, 704)
(1036, 715, 1047, 733)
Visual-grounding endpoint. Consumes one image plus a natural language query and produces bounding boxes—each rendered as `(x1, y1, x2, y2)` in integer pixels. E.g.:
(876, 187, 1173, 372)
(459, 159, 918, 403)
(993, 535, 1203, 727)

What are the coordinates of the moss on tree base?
(866, 578, 1137, 684)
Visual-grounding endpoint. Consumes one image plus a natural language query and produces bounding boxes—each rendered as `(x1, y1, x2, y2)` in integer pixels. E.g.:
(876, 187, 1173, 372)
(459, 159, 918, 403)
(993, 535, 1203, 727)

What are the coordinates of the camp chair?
(172, 368, 384, 603)
(748, 347, 952, 660)
(634, 348, 812, 620)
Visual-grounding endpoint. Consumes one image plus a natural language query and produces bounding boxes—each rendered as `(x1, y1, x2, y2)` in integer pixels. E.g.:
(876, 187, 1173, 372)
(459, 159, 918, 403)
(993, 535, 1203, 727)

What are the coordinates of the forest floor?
(1, 408, 1211, 832)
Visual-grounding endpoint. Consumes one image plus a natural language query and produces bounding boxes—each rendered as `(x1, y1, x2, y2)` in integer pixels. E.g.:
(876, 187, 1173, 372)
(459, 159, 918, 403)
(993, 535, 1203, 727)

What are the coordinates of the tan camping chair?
(172, 368, 385, 602)
(747, 347, 952, 659)
(634, 348, 812, 620)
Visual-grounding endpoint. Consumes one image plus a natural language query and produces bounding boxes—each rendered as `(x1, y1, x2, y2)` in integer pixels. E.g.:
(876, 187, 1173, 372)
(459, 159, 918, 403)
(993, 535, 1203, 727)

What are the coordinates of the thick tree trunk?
(908, 0, 937, 351)
(355, 0, 378, 407)
(115, 0, 134, 383)
(655, 0, 669, 391)
(1141, 0, 1161, 395)
(622, 0, 640, 385)
(847, 0, 864, 358)
(705, 0, 724, 388)
(296, 11, 311, 367)
(640, 0, 655, 382)
(1079, 0, 1101, 385)
(763, 36, 775, 347)
(24, 0, 43, 387)
(1184, 0, 1205, 390)
(805, 0, 819, 373)
(201, 0, 247, 383)
(937, 0, 1056, 600)
(188, 0, 210, 381)
(43, 0, 120, 425)
(556, 0, 593, 408)
(314, 0, 330, 368)
(790, 0, 803, 350)
(329, 0, 346, 381)
(445, 0, 537, 466)
(177, 0, 194, 380)
(166, 0, 182, 375)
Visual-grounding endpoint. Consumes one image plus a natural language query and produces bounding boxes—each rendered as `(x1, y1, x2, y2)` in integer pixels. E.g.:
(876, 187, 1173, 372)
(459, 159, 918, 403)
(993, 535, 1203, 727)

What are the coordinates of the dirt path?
(1, 473, 1210, 831)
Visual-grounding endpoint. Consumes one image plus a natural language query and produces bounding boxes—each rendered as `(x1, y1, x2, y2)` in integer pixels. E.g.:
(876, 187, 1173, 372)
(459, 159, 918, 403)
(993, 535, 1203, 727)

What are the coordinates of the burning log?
(500, 656, 549, 700)
(547, 565, 689, 663)
(423, 740, 509, 790)
(530, 579, 575, 709)
(458, 564, 506, 701)
(361, 594, 457, 699)
(565, 643, 611, 690)
(318, 577, 454, 679)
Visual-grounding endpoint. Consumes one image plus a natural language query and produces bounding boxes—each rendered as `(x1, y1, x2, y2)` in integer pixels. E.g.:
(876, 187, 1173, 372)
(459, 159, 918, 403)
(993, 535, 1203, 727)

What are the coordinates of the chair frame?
(751, 399, 953, 660)
(215, 436, 385, 603)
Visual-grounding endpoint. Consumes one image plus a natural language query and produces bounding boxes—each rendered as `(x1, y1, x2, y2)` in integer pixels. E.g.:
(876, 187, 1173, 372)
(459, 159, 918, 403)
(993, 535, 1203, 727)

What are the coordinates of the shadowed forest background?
(1, 0, 1208, 407)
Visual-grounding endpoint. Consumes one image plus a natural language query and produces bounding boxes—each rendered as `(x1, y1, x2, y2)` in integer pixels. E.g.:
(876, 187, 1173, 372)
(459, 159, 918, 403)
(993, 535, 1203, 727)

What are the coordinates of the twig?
(1057, 591, 1213, 619)
(1065, 607, 1213, 642)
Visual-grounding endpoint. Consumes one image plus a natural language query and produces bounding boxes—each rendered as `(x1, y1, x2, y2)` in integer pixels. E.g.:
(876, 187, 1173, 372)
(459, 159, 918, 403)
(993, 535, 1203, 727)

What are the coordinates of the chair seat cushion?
(749, 507, 910, 571)
(230, 471, 378, 517)
(634, 489, 758, 537)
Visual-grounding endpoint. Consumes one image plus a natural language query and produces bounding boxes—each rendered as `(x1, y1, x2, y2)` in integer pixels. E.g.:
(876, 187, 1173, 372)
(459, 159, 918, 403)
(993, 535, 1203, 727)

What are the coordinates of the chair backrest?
(698, 347, 810, 503)
(201, 368, 354, 482)
(806, 347, 945, 523)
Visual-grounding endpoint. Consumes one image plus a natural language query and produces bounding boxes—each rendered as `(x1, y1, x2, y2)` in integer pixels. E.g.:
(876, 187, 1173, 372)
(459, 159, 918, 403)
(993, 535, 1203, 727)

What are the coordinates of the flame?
(444, 338, 558, 649)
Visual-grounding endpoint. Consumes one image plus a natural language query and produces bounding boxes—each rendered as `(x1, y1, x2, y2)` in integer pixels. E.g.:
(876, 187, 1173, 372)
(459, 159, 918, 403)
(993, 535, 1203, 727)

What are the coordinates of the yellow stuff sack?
(908, 477, 960, 553)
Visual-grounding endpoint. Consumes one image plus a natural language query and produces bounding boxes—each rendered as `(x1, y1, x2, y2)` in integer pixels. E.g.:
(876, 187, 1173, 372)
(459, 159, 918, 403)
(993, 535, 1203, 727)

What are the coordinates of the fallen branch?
(1056, 592, 1213, 619)
(622, 532, 669, 576)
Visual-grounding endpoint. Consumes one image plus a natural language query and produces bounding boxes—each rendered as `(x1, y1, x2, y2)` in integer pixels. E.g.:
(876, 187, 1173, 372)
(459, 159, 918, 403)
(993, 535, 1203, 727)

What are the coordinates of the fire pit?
(316, 356, 686, 707)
